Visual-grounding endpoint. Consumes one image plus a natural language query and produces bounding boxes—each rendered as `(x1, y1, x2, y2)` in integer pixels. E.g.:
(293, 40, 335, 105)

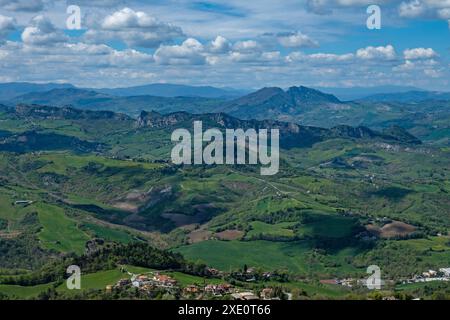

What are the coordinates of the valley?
(1, 86, 450, 300)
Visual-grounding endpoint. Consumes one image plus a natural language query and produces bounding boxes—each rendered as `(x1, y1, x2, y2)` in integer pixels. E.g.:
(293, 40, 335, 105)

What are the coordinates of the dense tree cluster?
(0, 242, 209, 287)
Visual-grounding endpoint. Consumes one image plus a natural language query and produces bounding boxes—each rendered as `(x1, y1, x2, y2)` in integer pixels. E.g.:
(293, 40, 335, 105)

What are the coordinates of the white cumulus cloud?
(399, 0, 426, 18)
(21, 15, 67, 46)
(286, 51, 354, 63)
(399, 0, 450, 23)
(403, 47, 437, 60)
(356, 45, 396, 60)
(209, 36, 231, 54)
(276, 32, 319, 48)
(154, 38, 206, 65)
(232, 40, 261, 53)
(85, 7, 184, 48)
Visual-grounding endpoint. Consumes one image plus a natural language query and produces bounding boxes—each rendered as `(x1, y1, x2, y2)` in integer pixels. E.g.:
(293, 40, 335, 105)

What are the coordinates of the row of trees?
(0, 242, 212, 287)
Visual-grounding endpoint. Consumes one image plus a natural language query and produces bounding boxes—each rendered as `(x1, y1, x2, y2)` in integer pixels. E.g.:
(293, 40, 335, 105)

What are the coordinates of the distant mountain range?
(7, 85, 345, 122)
(94, 83, 247, 98)
(9, 88, 223, 117)
(359, 90, 450, 103)
(11, 88, 112, 106)
(0, 82, 75, 101)
(0, 82, 246, 102)
(315, 85, 423, 101)
(3, 82, 450, 143)
(2, 81, 450, 104)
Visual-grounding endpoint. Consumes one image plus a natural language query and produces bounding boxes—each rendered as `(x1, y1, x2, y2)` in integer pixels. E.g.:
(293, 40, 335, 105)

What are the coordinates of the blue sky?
(0, 0, 449, 90)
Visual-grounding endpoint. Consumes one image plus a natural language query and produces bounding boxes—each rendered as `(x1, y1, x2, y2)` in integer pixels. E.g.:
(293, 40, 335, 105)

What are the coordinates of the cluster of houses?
(106, 272, 179, 294)
(134, 273, 178, 288)
(106, 270, 282, 300)
(404, 267, 450, 284)
(106, 271, 238, 298)
(184, 283, 282, 300)
(320, 267, 450, 290)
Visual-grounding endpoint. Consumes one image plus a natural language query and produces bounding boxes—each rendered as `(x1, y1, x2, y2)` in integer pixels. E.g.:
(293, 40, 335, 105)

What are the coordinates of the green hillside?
(1, 104, 450, 300)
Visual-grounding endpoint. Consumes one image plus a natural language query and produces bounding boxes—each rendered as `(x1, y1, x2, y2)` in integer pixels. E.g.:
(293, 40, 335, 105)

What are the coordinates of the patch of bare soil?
(215, 229, 244, 240)
(188, 229, 213, 243)
(180, 224, 199, 232)
(113, 202, 139, 213)
(367, 221, 416, 238)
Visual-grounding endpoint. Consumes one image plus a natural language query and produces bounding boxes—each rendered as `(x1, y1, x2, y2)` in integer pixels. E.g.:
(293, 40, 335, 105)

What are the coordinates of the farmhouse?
(206, 268, 221, 276)
(184, 285, 200, 295)
(439, 268, 450, 277)
(14, 200, 33, 206)
(137, 275, 149, 282)
(140, 283, 155, 292)
(422, 270, 437, 278)
(153, 274, 177, 287)
(260, 288, 273, 300)
(204, 284, 233, 296)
